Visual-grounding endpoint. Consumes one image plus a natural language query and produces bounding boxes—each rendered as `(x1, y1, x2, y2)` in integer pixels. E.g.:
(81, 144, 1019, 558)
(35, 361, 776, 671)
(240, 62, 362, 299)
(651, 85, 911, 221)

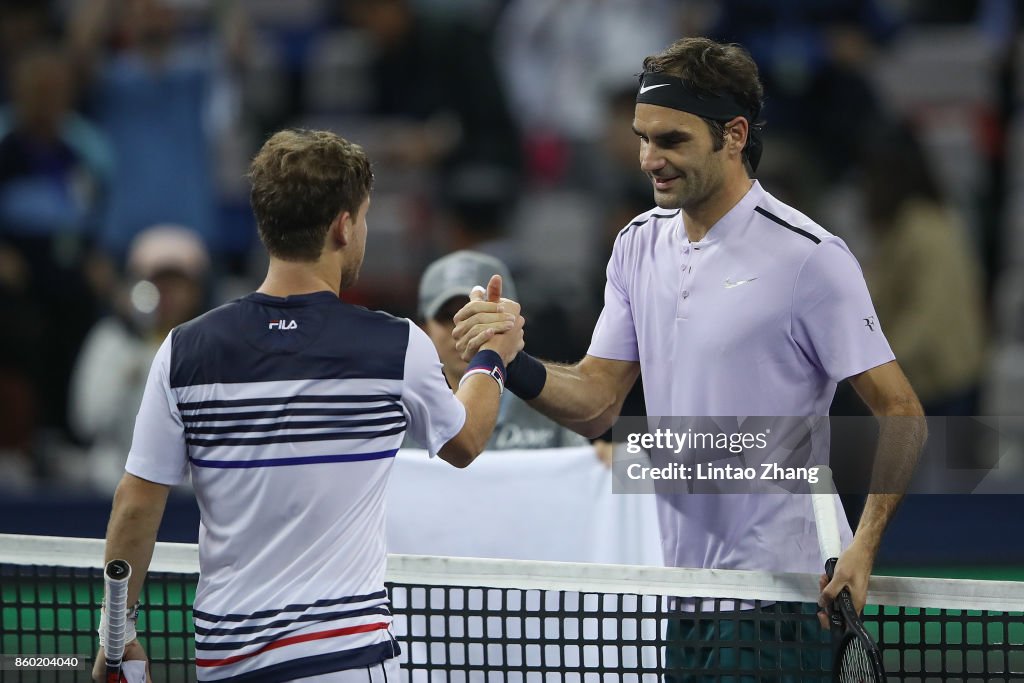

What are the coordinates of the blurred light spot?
(131, 280, 160, 314)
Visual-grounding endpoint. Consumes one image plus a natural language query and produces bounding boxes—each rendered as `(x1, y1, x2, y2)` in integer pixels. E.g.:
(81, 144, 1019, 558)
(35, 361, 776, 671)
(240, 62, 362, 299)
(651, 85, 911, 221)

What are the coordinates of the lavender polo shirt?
(589, 181, 895, 573)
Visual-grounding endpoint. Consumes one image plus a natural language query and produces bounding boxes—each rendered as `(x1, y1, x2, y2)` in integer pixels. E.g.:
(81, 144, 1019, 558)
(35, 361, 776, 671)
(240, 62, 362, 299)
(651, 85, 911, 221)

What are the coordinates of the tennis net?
(2, 534, 1022, 681)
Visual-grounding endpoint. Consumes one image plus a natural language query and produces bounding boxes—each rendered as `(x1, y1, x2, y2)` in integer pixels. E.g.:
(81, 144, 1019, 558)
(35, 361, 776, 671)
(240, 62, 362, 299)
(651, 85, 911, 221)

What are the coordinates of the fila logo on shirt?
(268, 319, 298, 330)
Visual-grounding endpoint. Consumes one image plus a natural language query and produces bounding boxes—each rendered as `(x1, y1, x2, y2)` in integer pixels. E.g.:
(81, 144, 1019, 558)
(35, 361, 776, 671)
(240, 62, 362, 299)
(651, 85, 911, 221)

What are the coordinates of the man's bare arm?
(104, 474, 170, 608)
(524, 356, 640, 438)
(92, 473, 168, 680)
(819, 360, 925, 623)
(848, 360, 927, 556)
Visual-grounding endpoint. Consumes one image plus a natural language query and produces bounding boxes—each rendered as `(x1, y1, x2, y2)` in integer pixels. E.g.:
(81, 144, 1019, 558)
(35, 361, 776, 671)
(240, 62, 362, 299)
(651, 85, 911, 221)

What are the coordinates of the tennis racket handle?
(102, 559, 132, 669)
(809, 466, 842, 564)
(824, 558, 845, 632)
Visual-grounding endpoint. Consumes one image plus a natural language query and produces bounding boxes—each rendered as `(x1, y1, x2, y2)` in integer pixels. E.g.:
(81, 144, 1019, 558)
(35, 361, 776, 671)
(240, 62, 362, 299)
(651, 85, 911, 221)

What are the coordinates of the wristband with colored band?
(459, 350, 506, 394)
(505, 352, 547, 400)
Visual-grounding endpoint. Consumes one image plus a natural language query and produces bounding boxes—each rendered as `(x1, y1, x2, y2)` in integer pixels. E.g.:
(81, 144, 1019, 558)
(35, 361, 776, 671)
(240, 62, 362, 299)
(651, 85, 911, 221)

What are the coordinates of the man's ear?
(332, 210, 352, 247)
(725, 116, 749, 157)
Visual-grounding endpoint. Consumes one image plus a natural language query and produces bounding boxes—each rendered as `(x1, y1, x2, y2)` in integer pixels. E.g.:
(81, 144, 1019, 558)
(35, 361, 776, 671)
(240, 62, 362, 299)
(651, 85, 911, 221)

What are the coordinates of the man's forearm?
(855, 412, 927, 556)
(526, 361, 633, 439)
(104, 474, 170, 608)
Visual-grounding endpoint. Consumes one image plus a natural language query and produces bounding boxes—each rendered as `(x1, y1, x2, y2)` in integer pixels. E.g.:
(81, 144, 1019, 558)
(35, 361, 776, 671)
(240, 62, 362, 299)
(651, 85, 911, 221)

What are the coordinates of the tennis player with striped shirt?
(92, 129, 524, 682)
(454, 38, 927, 677)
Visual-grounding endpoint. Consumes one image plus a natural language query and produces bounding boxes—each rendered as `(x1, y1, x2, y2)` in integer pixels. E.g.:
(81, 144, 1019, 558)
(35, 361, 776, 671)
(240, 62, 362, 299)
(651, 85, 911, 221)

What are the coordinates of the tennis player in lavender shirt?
(453, 37, 926, 676)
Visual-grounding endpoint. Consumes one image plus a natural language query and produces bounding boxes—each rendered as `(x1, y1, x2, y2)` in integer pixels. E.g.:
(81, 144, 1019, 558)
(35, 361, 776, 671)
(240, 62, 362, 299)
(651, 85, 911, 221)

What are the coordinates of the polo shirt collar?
(681, 180, 765, 245)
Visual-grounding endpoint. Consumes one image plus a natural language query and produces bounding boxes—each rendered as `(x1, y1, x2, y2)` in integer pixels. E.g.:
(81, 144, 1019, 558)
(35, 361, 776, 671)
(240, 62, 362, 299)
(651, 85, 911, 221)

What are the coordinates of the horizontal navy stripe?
(195, 591, 388, 624)
(189, 449, 399, 469)
(177, 394, 401, 411)
(186, 425, 406, 448)
(196, 606, 391, 643)
(180, 404, 402, 423)
(184, 415, 405, 435)
(223, 642, 398, 683)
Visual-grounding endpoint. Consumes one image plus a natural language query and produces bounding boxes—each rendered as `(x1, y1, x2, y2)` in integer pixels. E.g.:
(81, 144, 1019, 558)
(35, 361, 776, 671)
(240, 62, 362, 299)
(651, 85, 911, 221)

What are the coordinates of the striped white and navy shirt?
(125, 291, 466, 682)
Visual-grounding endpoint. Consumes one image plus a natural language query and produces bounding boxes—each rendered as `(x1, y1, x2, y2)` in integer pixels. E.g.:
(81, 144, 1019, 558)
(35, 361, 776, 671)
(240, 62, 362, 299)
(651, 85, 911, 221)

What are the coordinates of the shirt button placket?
(678, 246, 692, 319)
(678, 245, 703, 318)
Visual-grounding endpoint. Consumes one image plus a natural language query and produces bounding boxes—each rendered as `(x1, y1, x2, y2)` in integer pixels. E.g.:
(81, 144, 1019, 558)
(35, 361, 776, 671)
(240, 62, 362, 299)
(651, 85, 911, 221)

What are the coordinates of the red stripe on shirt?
(195, 621, 389, 667)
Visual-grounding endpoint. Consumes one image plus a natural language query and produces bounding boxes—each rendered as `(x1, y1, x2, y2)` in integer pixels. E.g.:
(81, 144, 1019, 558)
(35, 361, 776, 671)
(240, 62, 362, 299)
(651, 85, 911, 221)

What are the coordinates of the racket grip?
(809, 465, 842, 567)
(102, 559, 132, 676)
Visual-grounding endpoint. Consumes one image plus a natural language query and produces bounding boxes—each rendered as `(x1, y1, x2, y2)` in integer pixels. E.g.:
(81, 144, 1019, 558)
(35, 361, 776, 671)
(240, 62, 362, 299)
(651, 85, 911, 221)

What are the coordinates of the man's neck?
(682, 176, 754, 243)
(257, 258, 341, 298)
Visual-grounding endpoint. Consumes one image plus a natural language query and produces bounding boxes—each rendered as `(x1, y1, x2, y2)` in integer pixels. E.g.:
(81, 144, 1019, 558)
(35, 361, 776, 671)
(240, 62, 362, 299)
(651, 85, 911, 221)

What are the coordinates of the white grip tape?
(809, 465, 842, 566)
(100, 560, 133, 659)
(98, 610, 137, 649)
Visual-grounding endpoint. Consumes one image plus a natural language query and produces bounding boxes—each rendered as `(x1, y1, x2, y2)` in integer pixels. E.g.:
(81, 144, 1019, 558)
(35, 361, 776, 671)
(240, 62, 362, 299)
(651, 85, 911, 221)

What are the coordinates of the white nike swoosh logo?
(639, 83, 671, 94)
(724, 277, 758, 289)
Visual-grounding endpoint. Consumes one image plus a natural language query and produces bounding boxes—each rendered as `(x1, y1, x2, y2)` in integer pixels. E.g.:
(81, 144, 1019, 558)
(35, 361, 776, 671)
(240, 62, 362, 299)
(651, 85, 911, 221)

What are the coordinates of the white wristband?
(458, 366, 505, 394)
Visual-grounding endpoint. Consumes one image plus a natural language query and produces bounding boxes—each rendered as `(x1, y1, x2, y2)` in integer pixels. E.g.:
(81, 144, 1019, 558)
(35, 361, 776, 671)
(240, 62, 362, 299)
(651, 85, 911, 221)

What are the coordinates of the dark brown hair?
(643, 37, 764, 155)
(248, 129, 373, 261)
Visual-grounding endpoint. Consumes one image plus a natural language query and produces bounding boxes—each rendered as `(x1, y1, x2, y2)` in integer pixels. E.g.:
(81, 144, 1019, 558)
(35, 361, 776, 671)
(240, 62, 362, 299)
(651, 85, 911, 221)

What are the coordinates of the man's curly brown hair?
(248, 129, 374, 262)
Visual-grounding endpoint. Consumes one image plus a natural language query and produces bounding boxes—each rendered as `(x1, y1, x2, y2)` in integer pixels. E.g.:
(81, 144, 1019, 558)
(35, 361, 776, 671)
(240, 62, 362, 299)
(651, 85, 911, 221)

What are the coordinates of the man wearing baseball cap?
(414, 250, 587, 450)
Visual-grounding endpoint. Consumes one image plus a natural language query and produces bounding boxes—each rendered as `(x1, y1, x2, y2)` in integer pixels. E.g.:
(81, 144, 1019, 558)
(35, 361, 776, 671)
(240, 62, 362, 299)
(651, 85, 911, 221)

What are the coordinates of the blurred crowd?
(1, 0, 1022, 493)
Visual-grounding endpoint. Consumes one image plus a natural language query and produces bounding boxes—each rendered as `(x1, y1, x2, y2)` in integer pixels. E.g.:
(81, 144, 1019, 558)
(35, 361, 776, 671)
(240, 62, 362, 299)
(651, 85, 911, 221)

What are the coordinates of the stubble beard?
(660, 165, 722, 215)
(653, 174, 705, 212)
(340, 257, 362, 291)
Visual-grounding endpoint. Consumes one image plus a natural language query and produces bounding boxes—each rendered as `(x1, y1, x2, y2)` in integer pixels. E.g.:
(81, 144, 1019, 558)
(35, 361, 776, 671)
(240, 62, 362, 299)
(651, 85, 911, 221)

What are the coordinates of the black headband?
(636, 72, 764, 172)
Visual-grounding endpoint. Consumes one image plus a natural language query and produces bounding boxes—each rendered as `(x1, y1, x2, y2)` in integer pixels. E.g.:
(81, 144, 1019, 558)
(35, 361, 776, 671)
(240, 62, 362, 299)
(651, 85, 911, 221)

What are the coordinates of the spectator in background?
(69, 0, 247, 262)
(0, 236, 39, 491)
(710, 0, 899, 184)
(0, 0, 56, 104)
(494, 0, 677, 185)
(436, 164, 589, 376)
(438, 164, 523, 275)
(900, 0, 1021, 300)
(591, 85, 661, 288)
(901, 0, 1015, 28)
(0, 46, 113, 443)
(67, 225, 209, 492)
(410, 250, 587, 450)
(860, 121, 987, 416)
(338, 0, 522, 180)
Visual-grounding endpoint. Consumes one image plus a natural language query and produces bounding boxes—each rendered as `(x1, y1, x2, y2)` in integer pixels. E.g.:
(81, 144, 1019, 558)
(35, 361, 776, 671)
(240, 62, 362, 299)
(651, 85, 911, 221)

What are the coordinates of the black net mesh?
(2, 557, 1023, 681)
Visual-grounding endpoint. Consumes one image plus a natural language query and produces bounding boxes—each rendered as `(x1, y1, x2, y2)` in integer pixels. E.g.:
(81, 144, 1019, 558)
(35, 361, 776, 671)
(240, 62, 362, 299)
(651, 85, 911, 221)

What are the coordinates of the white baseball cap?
(418, 250, 517, 320)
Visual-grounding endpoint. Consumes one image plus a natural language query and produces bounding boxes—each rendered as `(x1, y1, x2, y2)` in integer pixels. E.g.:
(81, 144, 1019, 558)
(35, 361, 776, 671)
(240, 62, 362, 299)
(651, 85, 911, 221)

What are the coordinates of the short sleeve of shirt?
(587, 232, 640, 361)
(125, 333, 189, 485)
(792, 239, 895, 382)
(401, 321, 467, 456)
